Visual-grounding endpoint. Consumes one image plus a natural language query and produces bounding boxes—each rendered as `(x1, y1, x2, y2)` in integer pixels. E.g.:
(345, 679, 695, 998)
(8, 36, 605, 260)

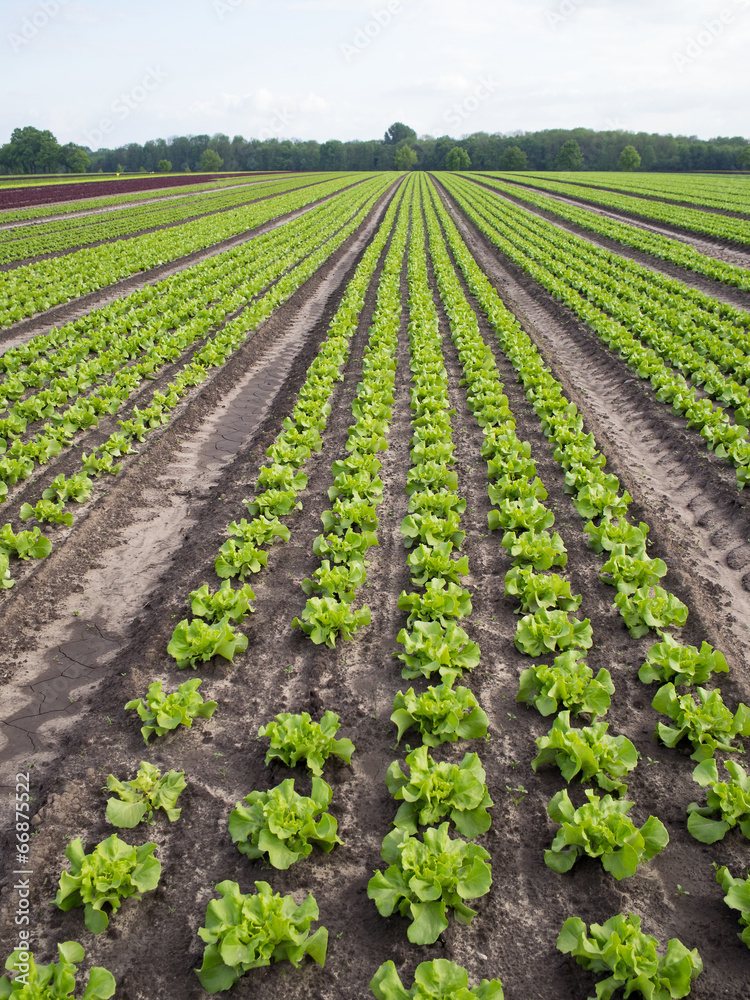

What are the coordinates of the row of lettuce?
(0, 172, 372, 328)
(443, 173, 750, 490)
(0, 174, 329, 265)
(0, 175, 395, 589)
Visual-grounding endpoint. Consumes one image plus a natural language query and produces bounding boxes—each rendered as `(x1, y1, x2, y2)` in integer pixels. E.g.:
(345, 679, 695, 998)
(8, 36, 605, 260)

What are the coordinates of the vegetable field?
(1, 168, 749, 1000)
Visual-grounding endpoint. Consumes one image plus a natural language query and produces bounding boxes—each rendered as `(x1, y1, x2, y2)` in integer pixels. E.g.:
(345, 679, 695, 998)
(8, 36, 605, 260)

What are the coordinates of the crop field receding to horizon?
(1, 167, 750, 1000)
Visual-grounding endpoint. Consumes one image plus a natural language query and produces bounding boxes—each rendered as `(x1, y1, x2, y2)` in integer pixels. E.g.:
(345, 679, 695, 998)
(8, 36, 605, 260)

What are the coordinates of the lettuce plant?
(687, 759, 750, 844)
(367, 823, 491, 945)
(0, 552, 13, 590)
(599, 552, 667, 595)
(167, 616, 248, 668)
(19, 499, 74, 527)
(301, 559, 367, 602)
(243, 488, 301, 518)
(614, 586, 688, 638)
(515, 610, 593, 657)
(504, 566, 581, 614)
(395, 621, 480, 682)
(229, 777, 342, 869)
(406, 542, 469, 586)
(398, 579, 472, 626)
(370, 959, 504, 1000)
(55, 833, 161, 933)
(292, 596, 371, 646)
(488, 497, 555, 534)
(715, 865, 750, 948)
(545, 788, 668, 880)
(487, 473, 546, 504)
(391, 682, 489, 746)
(557, 913, 702, 999)
(225, 516, 290, 547)
(652, 684, 750, 760)
(0, 941, 115, 1000)
(42, 472, 92, 504)
(258, 710, 354, 775)
(125, 678, 217, 744)
(407, 488, 465, 520)
(532, 711, 638, 795)
(0, 524, 52, 560)
(518, 651, 614, 718)
(196, 880, 328, 993)
(189, 580, 255, 623)
(105, 761, 186, 828)
(214, 538, 268, 580)
(584, 517, 649, 556)
(501, 528, 568, 570)
(312, 528, 376, 563)
(638, 633, 729, 686)
(401, 509, 464, 549)
(386, 746, 493, 838)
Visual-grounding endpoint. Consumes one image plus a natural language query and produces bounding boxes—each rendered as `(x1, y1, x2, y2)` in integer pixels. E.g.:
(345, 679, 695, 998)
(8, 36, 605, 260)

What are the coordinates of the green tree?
(157, 159, 172, 172)
(0, 126, 62, 173)
(501, 144, 527, 170)
(445, 146, 471, 170)
(200, 148, 224, 171)
(556, 139, 584, 170)
(394, 144, 418, 170)
(738, 146, 750, 170)
(62, 143, 90, 173)
(618, 145, 641, 171)
(385, 122, 417, 145)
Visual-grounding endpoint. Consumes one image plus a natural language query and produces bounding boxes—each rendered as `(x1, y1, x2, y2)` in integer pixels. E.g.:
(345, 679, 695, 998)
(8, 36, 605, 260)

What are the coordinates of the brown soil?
(0, 178, 749, 1000)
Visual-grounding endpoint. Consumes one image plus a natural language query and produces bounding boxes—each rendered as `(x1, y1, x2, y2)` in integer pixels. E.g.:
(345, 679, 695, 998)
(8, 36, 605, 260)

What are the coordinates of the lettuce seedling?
(258, 710, 354, 775)
(545, 788, 668, 879)
(125, 678, 217, 744)
(391, 682, 488, 746)
(167, 616, 248, 669)
(323, 500, 379, 534)
(0, 941, 115, 1000)
(189, 580, 255, 623)
(0, 524, 52, 560)
(639, 633, 729, 687)
(488, 497, 555, 535)
(652, 684, 750, 761)
(687, 759, 750, 844)
(196, 880, 328, 993)
(214, 538, 268, 580)
(532, 711, 638, 795)
(225, 516, 290, 547)
(615, 586, 688, 638)
(407, 489, 465, 519)
(501, 528, 568, 570)
(407, 542, 469, 587)
(19, 499, 74, 527)
(301, 559, 367, 602)
(557, 913, 702, 999)
(256, 463, 307, 494)
(292, 596, 371, 646)
(229, 777, 343, 869)
(504, 566, 581, 614)
(573, 483, 632, 520)
(370, 959, 504, 1000)
(81, 451, 123, 477)
(243, 488, 301, 518)
(0, 552, 13, 590)
(584, 517, 649, 557)
(55, 833, 161, 933)
(599, 542, 667, 589)
(715, 865, 750, 948)
(518, 652, 614, 718)
(487, 474, 546, 504)
(312, 528, 376, 563)
(395, 621, 479, 683)
(105, 761, 186, 828)
(515, 610, 593, 657)
(42, 472, 92, 504)
(398, 579, 472, 627)
(367, 823, 491, 945)
(401, 510, 464, 549)
(386, 746, 493, 838)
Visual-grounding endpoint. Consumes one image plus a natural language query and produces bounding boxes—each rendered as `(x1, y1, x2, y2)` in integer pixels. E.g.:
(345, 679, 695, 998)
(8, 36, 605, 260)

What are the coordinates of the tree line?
(1, 122, 748, 175)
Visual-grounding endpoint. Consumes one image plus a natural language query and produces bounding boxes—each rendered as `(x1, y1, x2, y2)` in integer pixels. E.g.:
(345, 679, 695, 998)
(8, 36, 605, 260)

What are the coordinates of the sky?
(1, 0, 748, 150)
